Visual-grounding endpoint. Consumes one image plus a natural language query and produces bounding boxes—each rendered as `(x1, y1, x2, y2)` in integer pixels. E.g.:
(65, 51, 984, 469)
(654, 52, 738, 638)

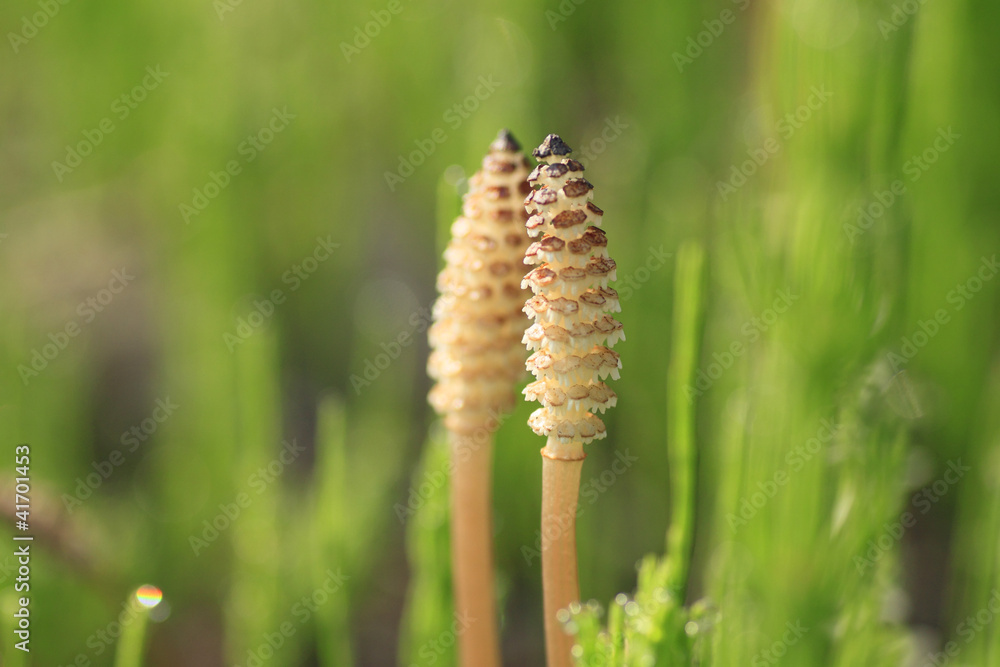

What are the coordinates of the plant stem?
(541, 436, 585, 667)
(665, 241, 705, 597)
(113, 589, 155, 667)
(450, 429, 500, 667)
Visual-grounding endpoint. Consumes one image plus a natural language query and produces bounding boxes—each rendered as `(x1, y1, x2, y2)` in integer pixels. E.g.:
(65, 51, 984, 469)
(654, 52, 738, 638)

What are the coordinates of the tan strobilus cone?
(521, 134, 623, 667)
(427, 129, 532, 667)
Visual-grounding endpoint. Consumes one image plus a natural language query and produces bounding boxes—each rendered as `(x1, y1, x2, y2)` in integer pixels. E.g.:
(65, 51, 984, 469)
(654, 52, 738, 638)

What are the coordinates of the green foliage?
(398, 430, 454, 667)
(567, 242, 708, 666)
(1, 0, 999, 665)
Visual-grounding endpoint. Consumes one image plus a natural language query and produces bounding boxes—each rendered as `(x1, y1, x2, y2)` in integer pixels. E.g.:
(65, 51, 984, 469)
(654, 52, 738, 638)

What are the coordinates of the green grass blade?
(665, 241, 706, 598)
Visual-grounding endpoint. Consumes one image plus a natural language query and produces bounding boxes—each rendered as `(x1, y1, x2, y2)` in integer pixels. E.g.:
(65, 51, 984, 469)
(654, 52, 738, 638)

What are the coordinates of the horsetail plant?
(427, 129, 532, 667)
(522, 134, 624, 667)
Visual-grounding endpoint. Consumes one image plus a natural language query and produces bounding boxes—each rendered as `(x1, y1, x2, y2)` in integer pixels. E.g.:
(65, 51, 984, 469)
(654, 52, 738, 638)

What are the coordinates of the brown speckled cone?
(428, 129, 532, 434)
(522, 134, 624, 445)
(427, 130, 532, 667)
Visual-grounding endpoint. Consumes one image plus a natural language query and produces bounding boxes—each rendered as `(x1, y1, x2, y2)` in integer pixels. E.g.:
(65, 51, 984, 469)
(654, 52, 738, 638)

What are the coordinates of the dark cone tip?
(491, 128, 521, 152)
(532, 134, 572, 159)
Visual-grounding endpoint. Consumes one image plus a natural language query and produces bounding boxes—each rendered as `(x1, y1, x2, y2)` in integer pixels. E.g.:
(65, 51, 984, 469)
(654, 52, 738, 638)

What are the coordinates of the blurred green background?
(2, 0, 999, 664)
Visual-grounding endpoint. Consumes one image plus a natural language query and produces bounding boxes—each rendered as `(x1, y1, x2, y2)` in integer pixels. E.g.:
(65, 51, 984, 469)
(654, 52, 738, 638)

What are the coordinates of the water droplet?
(135, 585, 162, 609)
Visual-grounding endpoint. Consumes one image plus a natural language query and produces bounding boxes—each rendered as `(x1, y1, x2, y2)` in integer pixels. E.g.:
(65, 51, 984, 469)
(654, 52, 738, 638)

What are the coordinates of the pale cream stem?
(540, 436, 585, 667)
(450, 429, 501, 667)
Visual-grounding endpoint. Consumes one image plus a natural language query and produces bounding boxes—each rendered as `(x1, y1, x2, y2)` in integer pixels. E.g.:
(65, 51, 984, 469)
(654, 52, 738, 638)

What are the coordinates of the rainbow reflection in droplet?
(135, 585, 163, 609)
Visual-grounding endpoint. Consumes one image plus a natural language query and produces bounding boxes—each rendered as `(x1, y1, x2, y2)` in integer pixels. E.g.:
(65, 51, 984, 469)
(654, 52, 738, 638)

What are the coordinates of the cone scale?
(522, 134, 624, 666)
(428, 130, 533, 667)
